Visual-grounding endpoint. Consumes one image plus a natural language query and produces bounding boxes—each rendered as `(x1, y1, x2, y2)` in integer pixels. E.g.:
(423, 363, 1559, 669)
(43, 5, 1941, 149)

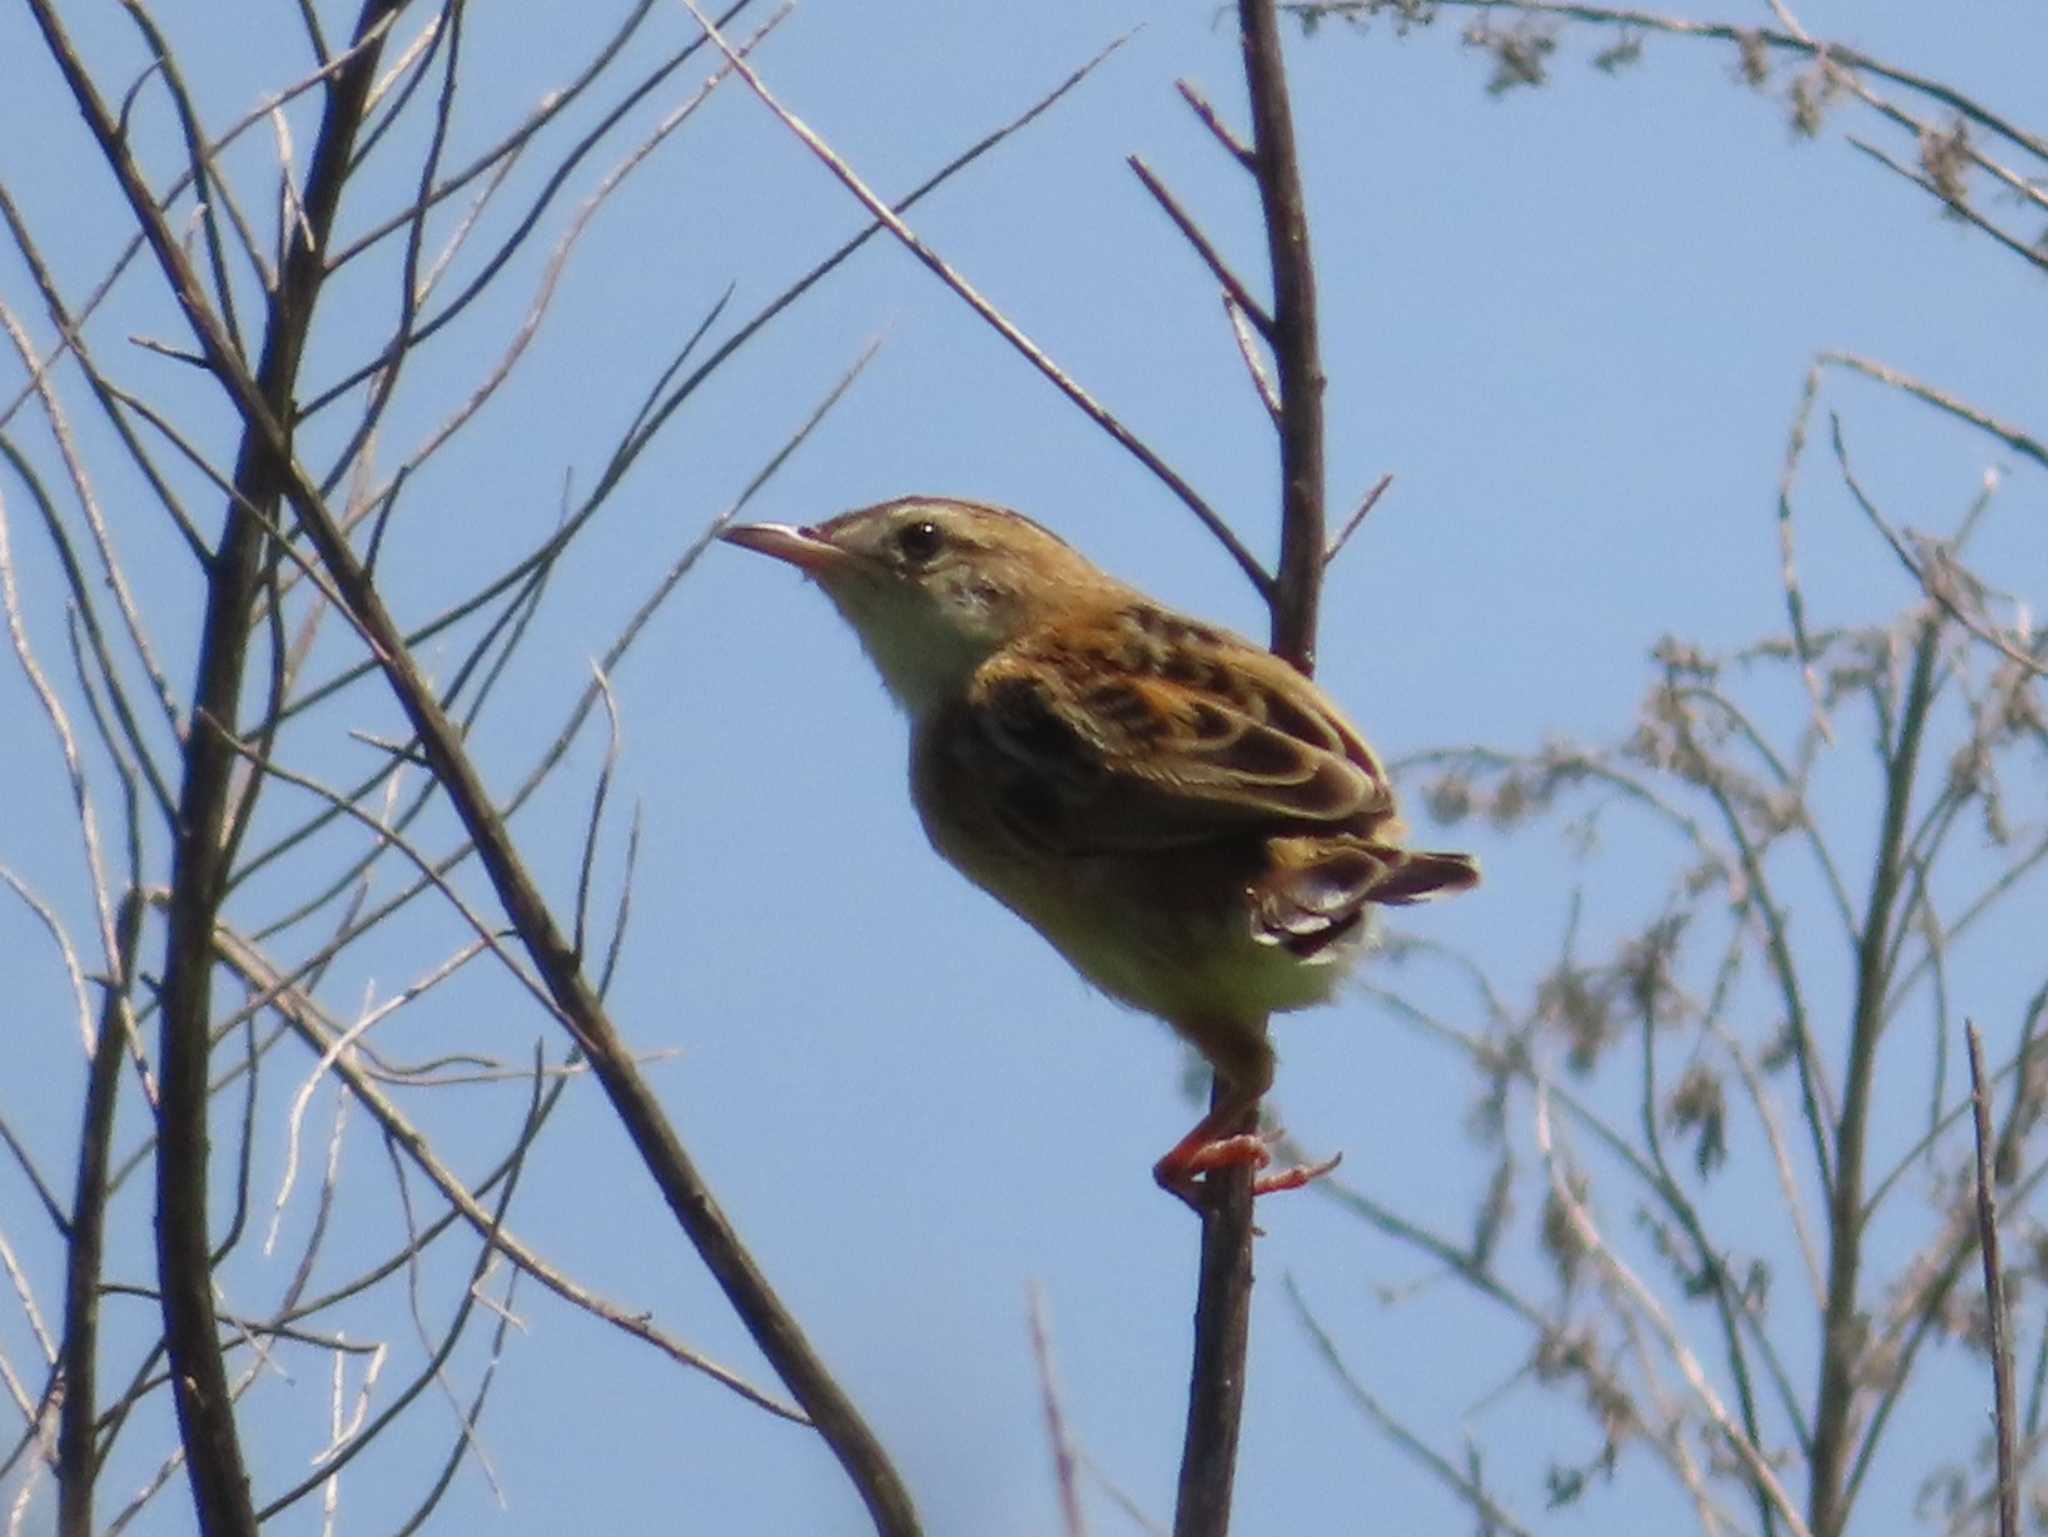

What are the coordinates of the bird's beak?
(720, 521, 847, 575)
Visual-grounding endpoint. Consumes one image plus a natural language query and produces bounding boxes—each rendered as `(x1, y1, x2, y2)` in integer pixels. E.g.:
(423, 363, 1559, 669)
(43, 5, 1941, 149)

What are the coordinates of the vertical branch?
(1244, 0, 1326, 674)
(57, 892, 142, 1537)
(1028, 1285, 1091, 1537)
(1965, 1023, 2019, 1537)
(1175, 1169, 1256, 1537)
(1177, 5, 1326, 1537)
(1808, 617, 1940, 1537)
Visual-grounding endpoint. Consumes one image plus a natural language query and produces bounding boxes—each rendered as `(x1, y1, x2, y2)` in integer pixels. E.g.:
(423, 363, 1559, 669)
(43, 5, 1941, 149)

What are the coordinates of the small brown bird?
(723, 497, 1477, 1207)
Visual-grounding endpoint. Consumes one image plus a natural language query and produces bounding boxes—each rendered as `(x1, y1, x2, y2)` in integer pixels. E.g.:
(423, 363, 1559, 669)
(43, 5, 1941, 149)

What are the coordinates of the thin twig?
(1323, 473, 1393, 567)
(1532, 1084, 1815, 1537)
(23, 5, 418, 1528)
(1635, 1003, 1782, 1536)
(261, 239, 929, 1537)
(0, 476, 128, 1054)
(265, 940, 491, 1255)
(1822, 352, 2048, 475)
(1966, 1022, 2020, 1537)
(280, 34, 1125, 731)
(0, 865, 92, 1081)
(1282, 0, 2048, 164)
(1222, 295, 1282, 424)
(572, 664, 624, 963)
(0, 277, 185, 773)
(223, 925, 782, 1418)
(1706, 1018, 1825, 1312)
(1174, 80, 1255, 167)
(32, 0, 900, 1520)
(1028, 1285, 1090, 1537)
(1774, 359, 1831, 739)
(353, 6, 792, 503)
(1127, 156, 1274, 336)
(679, 1, 1271, 601)
(1828, 415, 2042, 678)
(1845, 1145, 2048, 1520)
(253, 1085, 531, 1523)
(1846, 137, 2048, 280)
(1286, 1275, 1535, 1537)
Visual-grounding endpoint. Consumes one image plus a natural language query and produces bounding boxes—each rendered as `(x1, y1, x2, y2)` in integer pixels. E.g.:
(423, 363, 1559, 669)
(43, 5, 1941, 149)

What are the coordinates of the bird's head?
(722, 497, 1119, 716)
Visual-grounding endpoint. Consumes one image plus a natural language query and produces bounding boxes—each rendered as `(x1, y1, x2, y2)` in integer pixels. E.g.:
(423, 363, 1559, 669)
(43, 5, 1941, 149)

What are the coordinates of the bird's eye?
(895, 519, 943, 565)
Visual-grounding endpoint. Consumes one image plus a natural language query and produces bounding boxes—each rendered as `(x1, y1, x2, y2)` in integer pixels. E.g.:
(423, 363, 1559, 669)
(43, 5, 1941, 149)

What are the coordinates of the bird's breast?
(906, 714, 1357, 1025)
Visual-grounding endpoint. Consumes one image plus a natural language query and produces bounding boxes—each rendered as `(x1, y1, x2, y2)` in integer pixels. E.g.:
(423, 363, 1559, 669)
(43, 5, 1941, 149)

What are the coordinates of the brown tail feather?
(1369, 849, 1480, 905)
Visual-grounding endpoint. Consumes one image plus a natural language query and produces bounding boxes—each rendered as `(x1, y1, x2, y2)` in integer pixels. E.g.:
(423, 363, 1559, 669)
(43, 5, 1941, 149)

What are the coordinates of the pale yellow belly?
(913, 774, 1358, 1027)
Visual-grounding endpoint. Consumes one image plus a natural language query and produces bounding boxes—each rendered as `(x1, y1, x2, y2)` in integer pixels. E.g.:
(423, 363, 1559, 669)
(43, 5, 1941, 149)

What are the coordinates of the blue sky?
(2, 2, 2044, 1533)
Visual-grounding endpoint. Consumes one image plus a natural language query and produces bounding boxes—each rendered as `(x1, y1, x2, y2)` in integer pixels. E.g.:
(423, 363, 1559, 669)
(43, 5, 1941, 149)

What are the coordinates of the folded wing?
(963, 633, 1386, 851)
(951, 610, 1478, 946)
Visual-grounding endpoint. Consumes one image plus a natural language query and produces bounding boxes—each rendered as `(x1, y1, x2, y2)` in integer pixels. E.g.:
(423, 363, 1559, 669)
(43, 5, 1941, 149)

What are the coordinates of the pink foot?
(1154, 1132, 1344, 1214)
(1251, 1148, 1342, 1197)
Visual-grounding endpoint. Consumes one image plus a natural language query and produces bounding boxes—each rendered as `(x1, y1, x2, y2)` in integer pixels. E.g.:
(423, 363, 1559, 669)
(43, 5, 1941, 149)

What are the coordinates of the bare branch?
(1829, 415, 2044, 678)
(227, 928, 789, 1419)
(1966, 1023, 2021, 1537)
(22, 2, 410, 1526)
(573, 665, 624, 965)
(1287, 1275, 1536, 1537)
(1822, 352, 2048, 475)
(1811, 613, 1940, 1537)
(223, 258, 922, 1537)
(1242, 0, 1326, 672)
(1178, 8, 1331, 1536)
(1174, 80, 1256, 167)
(282, 35, 1123, 732)
(1774, 358, 1832, 739)
(1029, 1286, 1091, 1537)
(1323, 472, 1393, 568)
(0, 478, 128, 1041)
(1173, 1169, 1254, 1537)
(680, 1, 1271, 601)
(1222, 295, 1282, 424)
(1127, 156, 1274, 337)
(1846, 136, 2048, 278)
(1283, 0, 2048, 164)
(1534, 1084, 1815, 1537)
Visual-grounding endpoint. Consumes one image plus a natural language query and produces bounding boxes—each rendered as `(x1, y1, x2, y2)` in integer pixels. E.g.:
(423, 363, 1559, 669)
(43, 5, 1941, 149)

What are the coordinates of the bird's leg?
(1153, 1018, 1343, 1211)
(1152, 1085, 1267, 1210)
(1152, 1108, 1344, 1208)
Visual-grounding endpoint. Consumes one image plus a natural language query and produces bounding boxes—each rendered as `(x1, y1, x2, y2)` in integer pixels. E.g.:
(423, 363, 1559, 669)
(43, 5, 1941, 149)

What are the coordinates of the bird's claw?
(1154, 1129, 1343, 1217)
